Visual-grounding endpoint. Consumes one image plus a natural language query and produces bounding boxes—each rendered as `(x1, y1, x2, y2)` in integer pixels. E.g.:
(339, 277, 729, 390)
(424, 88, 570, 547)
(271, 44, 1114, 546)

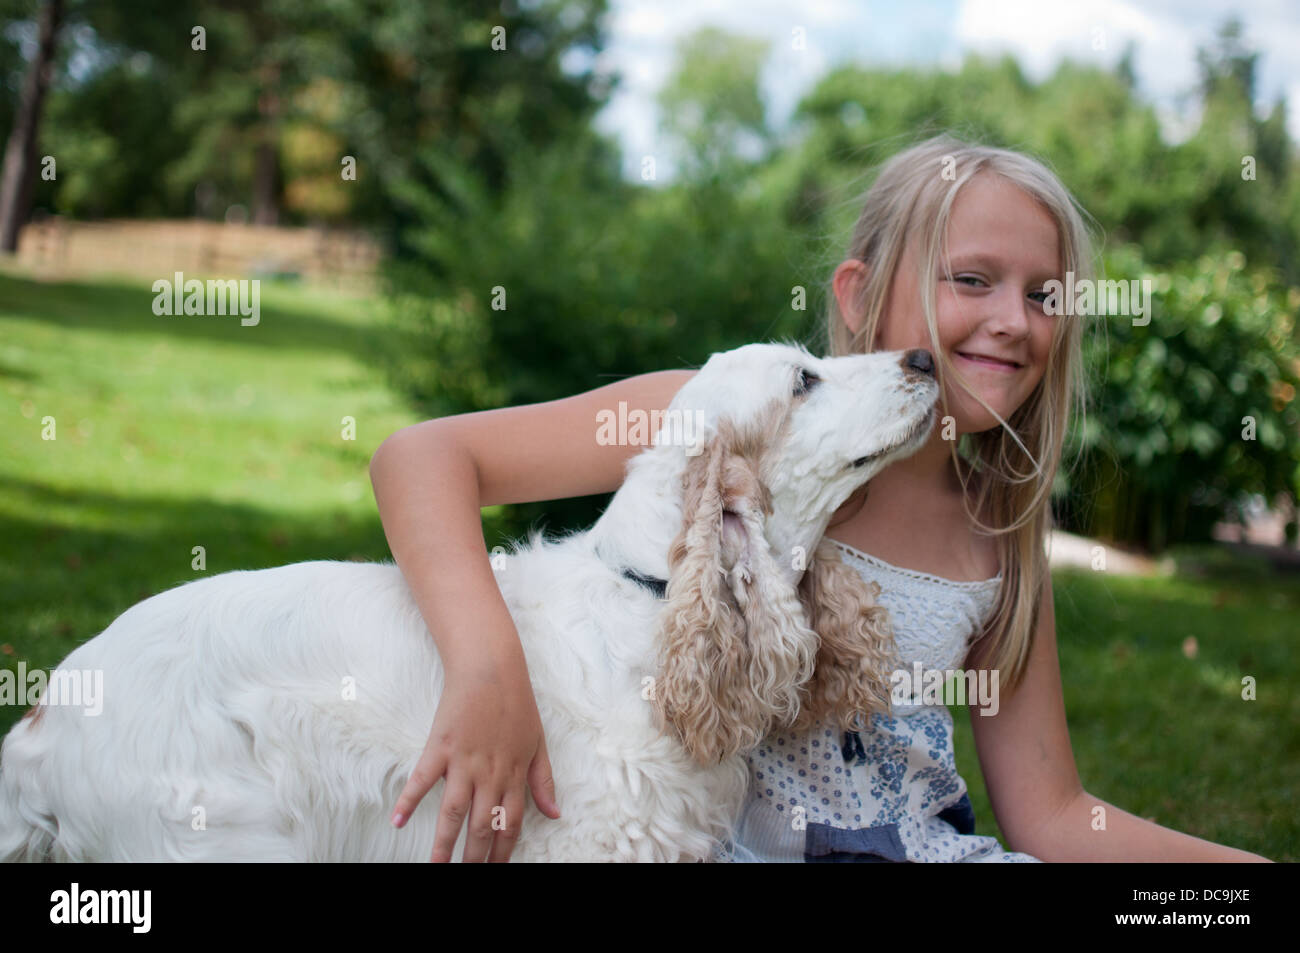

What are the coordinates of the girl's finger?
(460, 784, 504, 863)
(485, 787, 527, 863)
(391, 746, 448, 829)
(429, 774, 473, 863)
(527, 742, 561, 819)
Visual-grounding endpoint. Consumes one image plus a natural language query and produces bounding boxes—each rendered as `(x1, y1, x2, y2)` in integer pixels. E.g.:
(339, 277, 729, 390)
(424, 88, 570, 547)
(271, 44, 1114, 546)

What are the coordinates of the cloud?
(953, 0, 1300, 140)
(591, 0, 1300, 179)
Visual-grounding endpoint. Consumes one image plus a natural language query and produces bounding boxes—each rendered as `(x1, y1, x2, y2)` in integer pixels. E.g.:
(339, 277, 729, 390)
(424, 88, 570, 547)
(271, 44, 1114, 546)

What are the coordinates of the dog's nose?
(903, 349, 934, 376)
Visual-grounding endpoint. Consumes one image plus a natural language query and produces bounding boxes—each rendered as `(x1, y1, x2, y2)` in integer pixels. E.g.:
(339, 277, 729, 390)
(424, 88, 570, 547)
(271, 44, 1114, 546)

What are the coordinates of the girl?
(369, 133, 1270, 862)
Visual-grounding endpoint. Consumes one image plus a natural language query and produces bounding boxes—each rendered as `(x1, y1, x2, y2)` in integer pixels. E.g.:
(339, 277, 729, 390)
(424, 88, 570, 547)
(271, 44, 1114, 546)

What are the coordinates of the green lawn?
(1, 269, 1295, 860)
(953, 565, 1299, 861)
(0, 268, 418, 734)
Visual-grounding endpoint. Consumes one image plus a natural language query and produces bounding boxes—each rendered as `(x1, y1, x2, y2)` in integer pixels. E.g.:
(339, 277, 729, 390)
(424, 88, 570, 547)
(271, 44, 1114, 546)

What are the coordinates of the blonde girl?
(370, 133, 1269, 862)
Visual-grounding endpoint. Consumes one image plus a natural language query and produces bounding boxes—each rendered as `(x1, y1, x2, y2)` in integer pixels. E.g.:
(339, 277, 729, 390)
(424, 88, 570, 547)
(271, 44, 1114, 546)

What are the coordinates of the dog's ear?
(789, 538, 898, 734)
(653, 421, 818, 765)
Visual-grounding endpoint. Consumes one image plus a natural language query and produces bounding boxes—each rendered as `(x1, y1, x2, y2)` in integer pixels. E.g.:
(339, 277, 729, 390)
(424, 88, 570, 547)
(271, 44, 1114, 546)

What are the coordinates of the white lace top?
(710, 539, 1042, 862)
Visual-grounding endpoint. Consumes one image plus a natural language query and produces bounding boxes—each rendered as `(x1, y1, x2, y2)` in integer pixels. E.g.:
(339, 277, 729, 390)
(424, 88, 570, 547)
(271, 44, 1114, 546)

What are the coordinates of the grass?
(1, 268, 1296, 860)
(952, 565, 1300, 861)
(0, 268, 418, 734)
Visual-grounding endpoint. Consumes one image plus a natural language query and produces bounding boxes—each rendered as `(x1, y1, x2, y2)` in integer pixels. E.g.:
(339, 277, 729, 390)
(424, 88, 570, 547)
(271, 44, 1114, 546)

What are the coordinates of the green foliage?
(657, 27, 772, 175)
(381, 124, 820, 536)
(13, 0, 612, 227)
(1061, 245, 1300, 550)
(774, 44, 1299, 283)
(36, 57, 186, 217)
(384, 128, 816, 415)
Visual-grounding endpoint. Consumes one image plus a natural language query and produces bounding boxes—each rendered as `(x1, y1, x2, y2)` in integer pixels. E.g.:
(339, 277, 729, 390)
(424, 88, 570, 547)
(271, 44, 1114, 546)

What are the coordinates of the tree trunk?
(251, 65, 281, 226)
(0, 0, 64, 254)
(251, 140, 279, 225)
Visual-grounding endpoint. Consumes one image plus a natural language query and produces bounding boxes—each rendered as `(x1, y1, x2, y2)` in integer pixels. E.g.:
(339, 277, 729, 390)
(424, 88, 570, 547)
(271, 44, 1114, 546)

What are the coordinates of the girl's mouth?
(955, 351, 1022, 372)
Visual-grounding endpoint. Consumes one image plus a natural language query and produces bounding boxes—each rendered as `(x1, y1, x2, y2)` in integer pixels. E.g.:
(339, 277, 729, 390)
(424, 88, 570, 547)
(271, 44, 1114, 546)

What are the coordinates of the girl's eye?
(793, 367, 821, 397)
(953, 275, 985, 287)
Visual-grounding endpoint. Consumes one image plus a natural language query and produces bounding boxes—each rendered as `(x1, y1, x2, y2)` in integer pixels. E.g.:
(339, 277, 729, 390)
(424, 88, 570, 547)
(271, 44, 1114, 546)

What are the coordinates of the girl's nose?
(984, 286, 1033, 337)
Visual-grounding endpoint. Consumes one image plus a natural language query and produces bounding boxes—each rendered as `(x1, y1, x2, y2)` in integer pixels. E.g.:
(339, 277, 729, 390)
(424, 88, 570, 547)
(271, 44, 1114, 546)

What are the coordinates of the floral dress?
(710, 539, 1041, 862)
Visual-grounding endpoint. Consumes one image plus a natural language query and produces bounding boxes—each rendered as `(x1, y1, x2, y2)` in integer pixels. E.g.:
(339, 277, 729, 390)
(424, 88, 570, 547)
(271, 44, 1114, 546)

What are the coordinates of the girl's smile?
(954, 350, 1024, 372)
(868, 172, 1062, 435)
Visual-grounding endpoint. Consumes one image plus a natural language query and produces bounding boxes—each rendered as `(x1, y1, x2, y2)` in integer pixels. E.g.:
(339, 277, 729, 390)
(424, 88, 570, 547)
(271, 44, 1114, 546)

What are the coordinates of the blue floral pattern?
(710, 541, 1042, 863)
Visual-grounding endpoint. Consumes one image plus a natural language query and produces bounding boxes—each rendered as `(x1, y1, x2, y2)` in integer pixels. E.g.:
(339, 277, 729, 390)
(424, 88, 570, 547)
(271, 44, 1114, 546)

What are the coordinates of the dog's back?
(1, 537, 745, 861)
(2, 560, 445, 860)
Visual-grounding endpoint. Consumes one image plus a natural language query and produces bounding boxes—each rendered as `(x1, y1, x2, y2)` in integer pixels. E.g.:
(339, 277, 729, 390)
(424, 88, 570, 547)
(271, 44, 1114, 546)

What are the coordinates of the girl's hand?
(370, 369, 695, 862)
(390, 658, 562, 862)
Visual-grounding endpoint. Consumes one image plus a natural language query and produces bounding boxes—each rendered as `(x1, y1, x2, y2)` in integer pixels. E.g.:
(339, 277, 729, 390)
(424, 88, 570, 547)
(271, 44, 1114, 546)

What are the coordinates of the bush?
(1060, 244, 1300, 551)
(379, 135, 818, 540)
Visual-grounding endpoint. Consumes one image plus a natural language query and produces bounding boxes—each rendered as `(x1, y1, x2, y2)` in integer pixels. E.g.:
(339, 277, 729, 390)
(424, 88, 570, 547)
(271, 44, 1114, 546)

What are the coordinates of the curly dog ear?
(789, 538, 898, 734)
(652, 418, 818, 766)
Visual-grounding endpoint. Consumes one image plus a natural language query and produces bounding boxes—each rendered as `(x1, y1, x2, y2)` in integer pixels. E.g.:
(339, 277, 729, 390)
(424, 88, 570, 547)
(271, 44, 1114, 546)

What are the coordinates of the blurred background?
(0, 0, 1296, 858)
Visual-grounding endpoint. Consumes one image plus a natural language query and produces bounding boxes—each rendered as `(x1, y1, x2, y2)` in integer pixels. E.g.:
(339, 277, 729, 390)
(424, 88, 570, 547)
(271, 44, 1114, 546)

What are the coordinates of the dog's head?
(650, 341, 939, 764)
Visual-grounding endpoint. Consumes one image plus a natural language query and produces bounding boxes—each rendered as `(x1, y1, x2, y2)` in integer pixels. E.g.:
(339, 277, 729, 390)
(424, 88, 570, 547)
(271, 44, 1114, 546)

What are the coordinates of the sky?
(564, 0, 1300, 181)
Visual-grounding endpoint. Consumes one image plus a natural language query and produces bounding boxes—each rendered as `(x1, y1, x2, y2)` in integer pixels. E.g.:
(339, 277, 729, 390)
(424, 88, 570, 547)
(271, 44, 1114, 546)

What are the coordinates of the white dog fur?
(0, 341, 938, 862)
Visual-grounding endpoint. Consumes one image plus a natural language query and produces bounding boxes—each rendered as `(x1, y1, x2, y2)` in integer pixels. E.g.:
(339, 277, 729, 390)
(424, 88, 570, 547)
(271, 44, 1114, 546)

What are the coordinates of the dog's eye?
(793, 367, 820, 397)
(851, 455, 870, 468)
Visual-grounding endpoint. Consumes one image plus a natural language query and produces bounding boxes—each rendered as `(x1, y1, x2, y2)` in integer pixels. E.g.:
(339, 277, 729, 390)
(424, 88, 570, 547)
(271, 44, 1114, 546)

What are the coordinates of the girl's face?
(852, 173, 1061, 434)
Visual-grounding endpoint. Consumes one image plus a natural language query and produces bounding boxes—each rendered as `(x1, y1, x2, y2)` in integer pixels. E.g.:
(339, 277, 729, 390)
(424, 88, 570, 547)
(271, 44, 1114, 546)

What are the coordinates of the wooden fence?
(14, 218, 382, 292)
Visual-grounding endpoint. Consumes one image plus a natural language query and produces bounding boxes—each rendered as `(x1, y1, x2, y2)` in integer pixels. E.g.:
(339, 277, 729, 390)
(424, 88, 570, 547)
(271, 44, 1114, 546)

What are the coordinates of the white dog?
(0, 342, 938, 862)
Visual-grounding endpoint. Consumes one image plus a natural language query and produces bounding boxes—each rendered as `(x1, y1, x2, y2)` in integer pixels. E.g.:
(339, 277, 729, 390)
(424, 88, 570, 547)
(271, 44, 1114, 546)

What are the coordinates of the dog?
(0, 341, 939, 861)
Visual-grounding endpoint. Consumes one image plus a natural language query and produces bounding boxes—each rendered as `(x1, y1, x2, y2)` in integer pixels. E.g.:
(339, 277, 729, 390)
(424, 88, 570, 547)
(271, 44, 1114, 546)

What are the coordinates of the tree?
(1196, 16, 1257, 104)
(11, 0, 614, 230)
(1061, 247, 1300, 551)
(656, 27, 771, 178)
(0, 0, 62, 252)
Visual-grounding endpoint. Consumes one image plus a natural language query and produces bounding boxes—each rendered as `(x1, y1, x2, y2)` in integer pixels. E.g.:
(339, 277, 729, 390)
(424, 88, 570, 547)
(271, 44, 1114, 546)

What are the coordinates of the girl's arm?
(370, 368, 698, 862)
(965, 582, 1271, 862)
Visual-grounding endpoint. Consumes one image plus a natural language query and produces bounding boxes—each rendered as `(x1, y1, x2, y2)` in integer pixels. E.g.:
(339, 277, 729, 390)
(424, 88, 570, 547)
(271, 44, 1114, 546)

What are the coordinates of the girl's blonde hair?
(822, 133, 1095, 696)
